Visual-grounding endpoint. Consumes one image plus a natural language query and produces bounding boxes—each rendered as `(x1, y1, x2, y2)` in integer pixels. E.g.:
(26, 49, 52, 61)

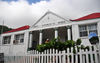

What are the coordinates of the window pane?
(16, 35, 20, 40)
(80, 31, 88, 37)
(8, 39, 10, 44)
(20, 35, 24, 39)
(79, 25, 87, 32)
(88, 24, 97, 30)
(4, 41, 7, 44)
(20, 39, 24, 43)
(89, 30, 97, 34)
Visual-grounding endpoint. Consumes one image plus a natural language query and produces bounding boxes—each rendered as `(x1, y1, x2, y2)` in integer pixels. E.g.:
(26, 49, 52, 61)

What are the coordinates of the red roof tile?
(3, 25, 30, 34)
(71, 13, 100, 21)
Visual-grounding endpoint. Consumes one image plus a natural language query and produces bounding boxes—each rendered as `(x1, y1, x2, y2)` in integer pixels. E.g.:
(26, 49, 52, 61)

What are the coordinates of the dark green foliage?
(80, 45, 85, 49)
(76, 46, 80, 49)
(69, 55, 71, 58)
(73, 47, 76, 54)
(36, 37, 76, 52)
(36, 37, 92, 54)
(85, 46, 90, 51)
(65, 40, 76, 47)
(76, 39, 82, 45)
(0, 25, 13, 34)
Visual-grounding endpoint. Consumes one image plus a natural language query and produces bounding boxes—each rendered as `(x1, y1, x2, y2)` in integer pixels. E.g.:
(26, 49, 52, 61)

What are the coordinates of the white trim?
(13, 43, 24, 45)
(2, 44, 10, 46)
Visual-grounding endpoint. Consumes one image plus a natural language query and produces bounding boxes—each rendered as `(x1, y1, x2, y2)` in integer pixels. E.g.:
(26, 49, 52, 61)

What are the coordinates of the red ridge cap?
(71, 13, 100, 21)
(3, 25, 30, 34)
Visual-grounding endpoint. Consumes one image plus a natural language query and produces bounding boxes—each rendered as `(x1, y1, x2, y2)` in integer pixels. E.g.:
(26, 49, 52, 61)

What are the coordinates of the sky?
(0, 0, 100, 28)
(1, 0, 45, 4)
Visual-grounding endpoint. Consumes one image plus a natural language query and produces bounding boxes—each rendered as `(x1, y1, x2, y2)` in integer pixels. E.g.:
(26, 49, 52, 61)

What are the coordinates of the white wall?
(72, 18, 100, 46)
(0, 30, 29, 54)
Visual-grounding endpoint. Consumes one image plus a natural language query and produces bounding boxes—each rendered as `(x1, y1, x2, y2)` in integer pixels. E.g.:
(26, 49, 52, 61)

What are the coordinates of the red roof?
(71, 13, 100, 21)
(3, 25, 30, 34)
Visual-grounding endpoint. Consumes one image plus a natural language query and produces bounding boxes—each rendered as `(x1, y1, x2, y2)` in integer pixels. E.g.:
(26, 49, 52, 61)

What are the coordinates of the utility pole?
(1, 21, 4, 34)
(0, 21, 4, 49)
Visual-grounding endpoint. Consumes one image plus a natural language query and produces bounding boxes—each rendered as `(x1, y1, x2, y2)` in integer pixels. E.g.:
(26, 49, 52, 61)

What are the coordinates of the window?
(79, 24, 97, 37)
(14, 34, 24, 44)
(3, 36, 11, 44)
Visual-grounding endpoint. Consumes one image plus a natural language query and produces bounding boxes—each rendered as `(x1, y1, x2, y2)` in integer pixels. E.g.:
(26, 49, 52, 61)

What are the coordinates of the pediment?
(31, 11, 71, 28)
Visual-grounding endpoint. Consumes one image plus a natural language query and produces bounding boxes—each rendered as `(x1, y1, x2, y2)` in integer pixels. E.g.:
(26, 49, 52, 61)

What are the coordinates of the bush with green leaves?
(36, 37, 91, 54)
(76, 39, 82, 45)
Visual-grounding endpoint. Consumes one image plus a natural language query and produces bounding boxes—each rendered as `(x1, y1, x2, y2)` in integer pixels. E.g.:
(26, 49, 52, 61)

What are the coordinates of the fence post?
(86, 49, 89, 63)
(56, 49, 58, 63)
(62, 50, 66, 63)
(71, 47, 74, 63)
(67, 48, 70, 63)
(79, 49, 82, 63)
(81, 49, 85, 63)
(50, 49, 51, 63)
(39, 52, 40, 63)
(75, 47, 78, 63)
(44, 50, 46, 63)
(41, 52, 43, 63)
(93, 45, 99, 63)
(47, 49, 49, 63)
(90, 46, 94, 63)
(59, 51, 61, 63)
(53, 49, 55, 63)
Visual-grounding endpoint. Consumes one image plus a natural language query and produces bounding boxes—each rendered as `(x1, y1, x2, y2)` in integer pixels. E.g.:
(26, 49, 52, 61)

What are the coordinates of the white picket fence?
(4, 45, 100, 63)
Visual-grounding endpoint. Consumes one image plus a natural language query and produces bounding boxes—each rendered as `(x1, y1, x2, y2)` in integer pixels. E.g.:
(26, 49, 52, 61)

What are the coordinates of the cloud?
(0, 0, 100, 28)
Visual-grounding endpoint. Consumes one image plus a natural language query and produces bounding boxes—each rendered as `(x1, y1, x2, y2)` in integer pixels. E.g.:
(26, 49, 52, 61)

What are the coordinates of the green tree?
(0, 25, 13, 34)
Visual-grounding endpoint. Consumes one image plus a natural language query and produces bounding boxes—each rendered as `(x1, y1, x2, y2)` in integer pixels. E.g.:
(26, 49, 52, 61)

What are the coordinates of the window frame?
(79, 24, 97, 37)
(14, 34, 24, 44)
(3, 36, 11, 45)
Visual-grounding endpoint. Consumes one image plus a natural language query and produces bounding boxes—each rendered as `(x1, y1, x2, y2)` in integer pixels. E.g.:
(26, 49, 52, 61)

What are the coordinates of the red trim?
(3, 25, 30, 34)
(71, 13, 100, 21)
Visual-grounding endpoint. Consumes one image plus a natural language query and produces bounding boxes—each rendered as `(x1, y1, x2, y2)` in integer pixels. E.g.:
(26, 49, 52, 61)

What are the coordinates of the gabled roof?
(3, 25, 30, 34)
(71, 13, 100, 21)
(31, 11, 70, 28)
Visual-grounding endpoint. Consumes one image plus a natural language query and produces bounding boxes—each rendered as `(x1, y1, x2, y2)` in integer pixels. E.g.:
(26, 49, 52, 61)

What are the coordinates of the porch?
(28, 26, 72, 50)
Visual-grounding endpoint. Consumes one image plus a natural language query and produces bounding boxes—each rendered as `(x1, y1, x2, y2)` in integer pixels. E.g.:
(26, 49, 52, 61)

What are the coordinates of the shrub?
(76, 39, 82, 45)
(35, 37, 90, 54)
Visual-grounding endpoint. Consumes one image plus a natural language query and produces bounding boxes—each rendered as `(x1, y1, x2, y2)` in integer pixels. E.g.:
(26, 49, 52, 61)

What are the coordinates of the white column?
(55, 27, 58, 38)
(29, 31, 33, 48)
(39, 30, 42, 45)
(24, 31, 29, 54)
(67, 26, 71, 40)
(10, 34, 14, 53)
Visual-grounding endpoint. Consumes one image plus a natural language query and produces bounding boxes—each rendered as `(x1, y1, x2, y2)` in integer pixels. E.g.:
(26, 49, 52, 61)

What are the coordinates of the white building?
(0, 11, 100, 54)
